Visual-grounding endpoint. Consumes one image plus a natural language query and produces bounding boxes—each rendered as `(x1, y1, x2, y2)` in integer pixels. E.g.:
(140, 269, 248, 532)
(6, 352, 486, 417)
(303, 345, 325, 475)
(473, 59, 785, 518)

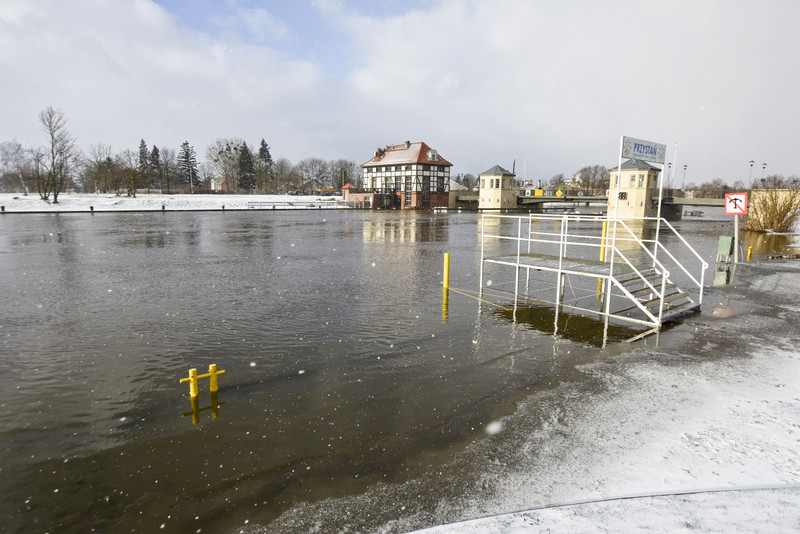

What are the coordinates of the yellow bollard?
(207, 363, 225, 393)
(180, 368, 199, 398)
(443, 253, 451, 289)
(180, 364, 225, 398)
(747, 245, 753, 262)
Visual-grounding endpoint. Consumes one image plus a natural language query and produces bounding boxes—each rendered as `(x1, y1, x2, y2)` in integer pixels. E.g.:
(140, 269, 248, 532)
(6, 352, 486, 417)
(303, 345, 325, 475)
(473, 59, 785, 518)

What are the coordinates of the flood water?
(0, 209, 795, 533)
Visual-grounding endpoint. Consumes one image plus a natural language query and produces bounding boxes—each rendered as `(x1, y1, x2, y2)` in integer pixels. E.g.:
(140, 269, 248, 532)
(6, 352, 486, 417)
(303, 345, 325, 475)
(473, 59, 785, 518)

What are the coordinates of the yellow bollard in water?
(180, 364, 225, 398)
(443, 253, 451, 289)
(747, 245, 753, 262)
(180, 368, 199, 398)
(207, 363, 225, 393)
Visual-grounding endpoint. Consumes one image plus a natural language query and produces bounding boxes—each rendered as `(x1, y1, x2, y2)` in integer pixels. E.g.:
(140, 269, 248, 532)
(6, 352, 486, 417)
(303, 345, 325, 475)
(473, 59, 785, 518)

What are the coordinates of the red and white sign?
(725, 192, 748, 215)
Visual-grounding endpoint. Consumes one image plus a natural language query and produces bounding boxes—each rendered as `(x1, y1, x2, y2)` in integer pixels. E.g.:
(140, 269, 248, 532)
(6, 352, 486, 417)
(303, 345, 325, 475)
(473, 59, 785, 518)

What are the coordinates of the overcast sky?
(2, 0, 798, 186)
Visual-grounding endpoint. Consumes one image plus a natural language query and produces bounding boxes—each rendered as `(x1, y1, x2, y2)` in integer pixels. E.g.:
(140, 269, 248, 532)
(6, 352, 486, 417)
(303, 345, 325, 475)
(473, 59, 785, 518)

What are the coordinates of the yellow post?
(599, 221, 608, 262)
(207, 363, 225, 392)
(180, 368, 199, 398)
(443, 253, 451, 289)
(747, 245, 753, 262)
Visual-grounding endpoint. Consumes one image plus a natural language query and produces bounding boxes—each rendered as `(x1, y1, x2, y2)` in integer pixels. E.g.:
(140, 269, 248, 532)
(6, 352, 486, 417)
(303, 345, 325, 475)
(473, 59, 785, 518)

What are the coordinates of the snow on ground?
(0, 192, 346, 212)
(412, 264, 800, 533)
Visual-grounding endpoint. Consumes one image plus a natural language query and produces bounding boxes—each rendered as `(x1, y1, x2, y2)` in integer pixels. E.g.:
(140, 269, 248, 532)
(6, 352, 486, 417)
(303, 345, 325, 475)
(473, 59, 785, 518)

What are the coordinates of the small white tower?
(479, 165, 516, 210)
(607, 159, 661, 219)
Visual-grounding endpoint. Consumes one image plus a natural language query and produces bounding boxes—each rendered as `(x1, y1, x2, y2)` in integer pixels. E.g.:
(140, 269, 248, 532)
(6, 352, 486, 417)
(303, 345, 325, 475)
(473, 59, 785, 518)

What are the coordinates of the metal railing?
(479, 213, 708, 328)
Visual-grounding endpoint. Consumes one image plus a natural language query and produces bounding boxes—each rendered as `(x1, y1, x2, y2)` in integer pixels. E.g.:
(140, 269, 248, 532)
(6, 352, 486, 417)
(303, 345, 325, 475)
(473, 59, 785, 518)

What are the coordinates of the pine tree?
(178, 141, 199, 193)
(238, 141, 256, 192)
(137, 139, 151, 191)
(149, 145, 162, 192)
(256, 139, 274, 193)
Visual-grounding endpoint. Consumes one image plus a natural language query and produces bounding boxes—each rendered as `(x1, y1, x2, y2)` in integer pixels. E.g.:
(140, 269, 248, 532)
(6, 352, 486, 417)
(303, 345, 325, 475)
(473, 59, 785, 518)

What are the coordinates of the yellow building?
(479, 165, 516, 210)
(607, 159, 662, 219)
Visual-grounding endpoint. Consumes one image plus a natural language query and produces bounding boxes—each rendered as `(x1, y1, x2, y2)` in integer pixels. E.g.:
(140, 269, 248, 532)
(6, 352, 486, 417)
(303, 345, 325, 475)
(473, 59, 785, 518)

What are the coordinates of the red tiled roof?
(361, 141, 452, 167)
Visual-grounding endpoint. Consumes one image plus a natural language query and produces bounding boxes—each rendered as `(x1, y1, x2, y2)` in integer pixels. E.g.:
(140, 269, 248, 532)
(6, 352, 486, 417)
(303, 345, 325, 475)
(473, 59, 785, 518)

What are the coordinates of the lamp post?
(761, 162, 767, 184)
(749, 160, 754, 189)
(682, 164, 687, 191)
(667, 162, 672, 188)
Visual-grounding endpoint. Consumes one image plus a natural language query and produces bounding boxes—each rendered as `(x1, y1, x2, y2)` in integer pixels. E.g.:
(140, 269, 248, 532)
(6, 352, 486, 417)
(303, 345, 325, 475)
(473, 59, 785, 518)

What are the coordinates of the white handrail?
(480, 212, 707, 325)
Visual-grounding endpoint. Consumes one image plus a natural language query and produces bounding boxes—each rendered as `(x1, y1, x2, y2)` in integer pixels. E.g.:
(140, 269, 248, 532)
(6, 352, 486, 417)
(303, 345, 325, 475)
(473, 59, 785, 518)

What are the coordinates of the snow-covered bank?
(0, 192, 347, 212)
(409, 262, 800, 533)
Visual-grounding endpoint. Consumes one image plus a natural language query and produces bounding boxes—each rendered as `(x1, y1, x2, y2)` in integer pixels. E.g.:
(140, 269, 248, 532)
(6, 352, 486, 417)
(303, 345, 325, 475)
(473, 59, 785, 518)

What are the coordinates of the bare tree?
(549, 173, 565, 188)
(746, 175, 800, 232)
(0, 140, 32, 194)
(576, 165, 609, 195)
(295, 158, 329, 192)
(328, 159, 360, 189)
(159, 147, 177, 194)
(694, 178, 727, 198)
(205, 138, 245, 192)
(273, 157, 296, 193)
(119, 149, 139, 197)
(80, 143, 116, 193)
(33, 107, 79, 203)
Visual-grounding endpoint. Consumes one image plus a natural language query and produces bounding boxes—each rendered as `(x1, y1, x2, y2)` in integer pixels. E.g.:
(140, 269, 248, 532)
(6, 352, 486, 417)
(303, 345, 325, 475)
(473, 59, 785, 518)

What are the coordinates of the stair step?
(615, 269, 661, 284)
(660, 301, 701, 322)
(629, 284, 681, 298)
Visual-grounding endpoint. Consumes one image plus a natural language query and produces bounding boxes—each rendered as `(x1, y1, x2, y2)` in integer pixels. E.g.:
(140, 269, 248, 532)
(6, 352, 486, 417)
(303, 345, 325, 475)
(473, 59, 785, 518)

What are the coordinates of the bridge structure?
(452, 193, 724, 213)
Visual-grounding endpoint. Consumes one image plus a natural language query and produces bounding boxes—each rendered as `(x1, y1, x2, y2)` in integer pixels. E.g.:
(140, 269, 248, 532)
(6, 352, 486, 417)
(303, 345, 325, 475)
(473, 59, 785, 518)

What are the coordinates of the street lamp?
(682, 164, 687, 191)
(749, 160, 754, 189)
(762, 162, 767, 182)
(667, 162, 672, 188)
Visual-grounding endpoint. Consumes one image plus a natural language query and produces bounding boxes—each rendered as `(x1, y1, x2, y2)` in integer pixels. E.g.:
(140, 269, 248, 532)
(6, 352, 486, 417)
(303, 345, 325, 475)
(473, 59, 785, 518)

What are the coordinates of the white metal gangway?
(479, 213, 708, 334)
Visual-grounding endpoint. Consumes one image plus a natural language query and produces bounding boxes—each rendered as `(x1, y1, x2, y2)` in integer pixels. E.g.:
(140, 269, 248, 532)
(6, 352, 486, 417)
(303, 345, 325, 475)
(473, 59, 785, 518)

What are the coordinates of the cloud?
(1, 0, 799, 183)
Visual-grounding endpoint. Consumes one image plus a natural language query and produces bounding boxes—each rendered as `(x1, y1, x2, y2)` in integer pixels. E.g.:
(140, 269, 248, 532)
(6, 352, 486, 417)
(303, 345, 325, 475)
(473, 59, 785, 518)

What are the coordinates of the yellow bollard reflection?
(183, 391, 226, 425)
(442, 287, 449, 323)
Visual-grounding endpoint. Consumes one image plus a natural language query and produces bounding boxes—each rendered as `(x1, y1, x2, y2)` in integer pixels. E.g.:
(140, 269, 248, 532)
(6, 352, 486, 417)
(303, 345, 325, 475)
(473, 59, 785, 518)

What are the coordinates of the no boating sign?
(725, 192, 748, 215)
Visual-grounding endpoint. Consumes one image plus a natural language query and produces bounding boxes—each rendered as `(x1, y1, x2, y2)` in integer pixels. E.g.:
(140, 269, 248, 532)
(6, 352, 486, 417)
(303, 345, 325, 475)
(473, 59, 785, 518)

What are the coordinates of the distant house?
(359, 141, 452, 209)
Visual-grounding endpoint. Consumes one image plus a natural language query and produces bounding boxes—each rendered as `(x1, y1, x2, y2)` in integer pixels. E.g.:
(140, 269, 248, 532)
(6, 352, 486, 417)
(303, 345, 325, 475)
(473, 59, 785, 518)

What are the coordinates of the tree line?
(0, 107, 363, 201)
(3, 107, 797, 204)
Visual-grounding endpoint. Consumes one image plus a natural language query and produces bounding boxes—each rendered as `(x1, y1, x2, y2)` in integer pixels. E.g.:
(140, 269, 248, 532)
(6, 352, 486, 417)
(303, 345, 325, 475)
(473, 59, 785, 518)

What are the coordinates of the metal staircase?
(612, 269, 700, 324)
(479, 213, 708, 338)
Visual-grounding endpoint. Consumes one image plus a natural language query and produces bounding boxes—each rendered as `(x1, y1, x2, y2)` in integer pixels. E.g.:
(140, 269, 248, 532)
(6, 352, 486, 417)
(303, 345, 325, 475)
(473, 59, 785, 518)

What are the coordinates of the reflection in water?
(361, 212, 448, 242)
(183, 391, 226, 424)
(493, 304, 643, 347)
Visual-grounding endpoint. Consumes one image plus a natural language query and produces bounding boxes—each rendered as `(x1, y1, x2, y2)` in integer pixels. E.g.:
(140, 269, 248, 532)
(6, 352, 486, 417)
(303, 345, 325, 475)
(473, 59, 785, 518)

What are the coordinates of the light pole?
(761, 162, 767, 184)
(667, 162, 672, 188)
(682, 164, 687, 191)
(749, 160, 754, 189)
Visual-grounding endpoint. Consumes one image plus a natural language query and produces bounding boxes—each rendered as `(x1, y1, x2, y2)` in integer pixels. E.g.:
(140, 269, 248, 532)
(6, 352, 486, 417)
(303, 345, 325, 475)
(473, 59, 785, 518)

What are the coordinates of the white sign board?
(621, 136, 667, 164)
(725, 192, 748, 215)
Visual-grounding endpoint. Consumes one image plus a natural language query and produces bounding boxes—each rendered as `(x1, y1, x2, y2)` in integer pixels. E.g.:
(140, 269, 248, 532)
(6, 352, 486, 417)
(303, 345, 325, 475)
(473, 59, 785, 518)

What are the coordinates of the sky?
(1, 0, 799, 186)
